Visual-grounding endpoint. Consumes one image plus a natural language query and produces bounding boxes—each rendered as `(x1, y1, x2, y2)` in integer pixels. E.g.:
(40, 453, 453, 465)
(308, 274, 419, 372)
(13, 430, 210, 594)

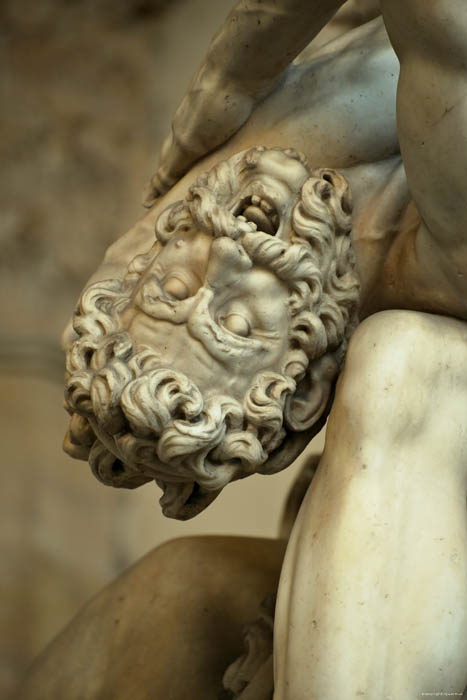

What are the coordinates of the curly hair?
(64, 147, 360, 518)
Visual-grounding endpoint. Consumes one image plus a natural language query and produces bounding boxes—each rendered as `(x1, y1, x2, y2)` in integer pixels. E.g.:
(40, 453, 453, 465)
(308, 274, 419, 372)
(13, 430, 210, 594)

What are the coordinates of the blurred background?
(0, 1, 325, 695)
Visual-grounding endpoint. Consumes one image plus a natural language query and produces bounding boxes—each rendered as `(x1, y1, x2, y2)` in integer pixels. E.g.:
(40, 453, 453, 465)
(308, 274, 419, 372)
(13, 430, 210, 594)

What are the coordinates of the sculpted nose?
(206, 237, 252, 289)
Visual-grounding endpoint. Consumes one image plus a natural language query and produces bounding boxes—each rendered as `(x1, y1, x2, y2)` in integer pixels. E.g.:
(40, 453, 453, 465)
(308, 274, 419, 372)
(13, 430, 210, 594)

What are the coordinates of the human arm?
(144, 0, 347, 205)
(378, 0, 467, 319)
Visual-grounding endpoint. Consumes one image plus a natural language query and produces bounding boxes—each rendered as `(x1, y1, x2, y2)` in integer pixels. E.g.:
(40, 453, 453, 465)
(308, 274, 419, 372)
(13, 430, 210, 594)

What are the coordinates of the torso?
(228, 17, 399, 172)
(96, 14, 467, 325)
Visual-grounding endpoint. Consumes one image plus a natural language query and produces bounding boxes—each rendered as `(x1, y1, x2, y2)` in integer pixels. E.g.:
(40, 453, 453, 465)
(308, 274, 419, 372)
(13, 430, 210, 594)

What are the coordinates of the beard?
(64, 278, 295, 520)
(64, 147, 360, 519)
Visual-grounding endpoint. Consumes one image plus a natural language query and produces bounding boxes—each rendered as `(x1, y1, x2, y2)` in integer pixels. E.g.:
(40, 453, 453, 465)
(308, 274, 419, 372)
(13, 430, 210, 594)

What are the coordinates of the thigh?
(274, 311, 467, 699)
(16, 536, 286, 700)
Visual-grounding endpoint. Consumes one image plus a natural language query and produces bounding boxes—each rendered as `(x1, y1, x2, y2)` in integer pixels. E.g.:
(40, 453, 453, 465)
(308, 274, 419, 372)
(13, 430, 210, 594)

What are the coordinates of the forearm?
(204, 0, 347, 92)
(147, 0, 346, 202)
(381, 0, 467, 254)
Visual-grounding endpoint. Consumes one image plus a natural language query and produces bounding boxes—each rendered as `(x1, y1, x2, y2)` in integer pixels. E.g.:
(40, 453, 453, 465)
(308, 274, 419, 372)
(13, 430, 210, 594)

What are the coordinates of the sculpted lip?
(232, 192, 280, 235)
(232, 169, 304, 240)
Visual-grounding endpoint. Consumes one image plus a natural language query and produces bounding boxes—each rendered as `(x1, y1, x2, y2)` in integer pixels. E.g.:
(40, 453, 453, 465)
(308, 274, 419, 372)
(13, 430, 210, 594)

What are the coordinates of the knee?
(142, 536, 284, 599)
(335, 311, 450, 438)
(344, 310, 442, 383)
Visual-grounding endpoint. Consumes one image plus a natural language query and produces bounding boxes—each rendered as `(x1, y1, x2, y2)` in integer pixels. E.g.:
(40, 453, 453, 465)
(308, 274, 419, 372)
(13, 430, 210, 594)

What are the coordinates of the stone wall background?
(0, 1, 324, 696)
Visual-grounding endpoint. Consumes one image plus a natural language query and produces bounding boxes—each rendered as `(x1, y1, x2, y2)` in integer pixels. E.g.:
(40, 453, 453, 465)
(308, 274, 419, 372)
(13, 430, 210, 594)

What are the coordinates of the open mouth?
(157, 479, 221, 520)
(233, 195, 280, 236)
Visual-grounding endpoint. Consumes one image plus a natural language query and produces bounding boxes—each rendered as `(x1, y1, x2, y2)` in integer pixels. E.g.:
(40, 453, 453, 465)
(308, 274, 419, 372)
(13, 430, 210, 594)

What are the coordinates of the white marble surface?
(16, 0, 467, 697)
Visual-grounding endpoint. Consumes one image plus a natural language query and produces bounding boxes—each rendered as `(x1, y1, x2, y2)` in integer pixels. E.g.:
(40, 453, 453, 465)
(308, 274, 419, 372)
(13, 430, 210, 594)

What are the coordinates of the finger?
(142, 175, 164, 208)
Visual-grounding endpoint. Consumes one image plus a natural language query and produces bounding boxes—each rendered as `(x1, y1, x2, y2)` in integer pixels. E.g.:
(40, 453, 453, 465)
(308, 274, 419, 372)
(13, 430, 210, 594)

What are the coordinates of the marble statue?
(17, 0, 467, 698)
(63, 146, 360, 519)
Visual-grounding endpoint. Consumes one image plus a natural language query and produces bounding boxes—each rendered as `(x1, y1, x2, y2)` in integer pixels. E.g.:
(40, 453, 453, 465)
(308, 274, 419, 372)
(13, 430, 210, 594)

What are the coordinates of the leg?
(16, 536, 285, 700)
(275, 311, 467, 699)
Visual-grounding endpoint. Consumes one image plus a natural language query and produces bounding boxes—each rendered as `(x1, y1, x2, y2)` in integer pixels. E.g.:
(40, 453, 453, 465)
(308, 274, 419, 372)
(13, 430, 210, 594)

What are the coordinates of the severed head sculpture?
(63, 147, 360, 520)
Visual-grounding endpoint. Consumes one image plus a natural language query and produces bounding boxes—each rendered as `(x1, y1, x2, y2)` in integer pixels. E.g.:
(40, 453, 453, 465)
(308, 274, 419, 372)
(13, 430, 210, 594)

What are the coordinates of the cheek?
(237, 335, 291, 384)
(246, 275, 291, 331)
(263, 335, 291, 374)
(265, 299, 291, 329)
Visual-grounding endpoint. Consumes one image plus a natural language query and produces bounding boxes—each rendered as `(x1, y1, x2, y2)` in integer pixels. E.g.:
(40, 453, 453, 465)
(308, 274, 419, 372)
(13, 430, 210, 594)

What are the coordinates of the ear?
(284, 353, 339, 432)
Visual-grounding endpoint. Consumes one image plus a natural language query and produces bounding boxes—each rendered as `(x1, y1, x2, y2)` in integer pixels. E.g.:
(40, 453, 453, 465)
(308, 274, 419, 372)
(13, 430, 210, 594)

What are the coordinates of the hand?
(143, 132, 183, 207)
(143, 83, 256, 207)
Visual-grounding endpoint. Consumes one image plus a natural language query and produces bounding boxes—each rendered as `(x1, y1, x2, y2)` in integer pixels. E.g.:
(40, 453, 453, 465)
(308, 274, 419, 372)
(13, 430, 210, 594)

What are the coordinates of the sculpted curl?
(64, 147, 360, 519)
